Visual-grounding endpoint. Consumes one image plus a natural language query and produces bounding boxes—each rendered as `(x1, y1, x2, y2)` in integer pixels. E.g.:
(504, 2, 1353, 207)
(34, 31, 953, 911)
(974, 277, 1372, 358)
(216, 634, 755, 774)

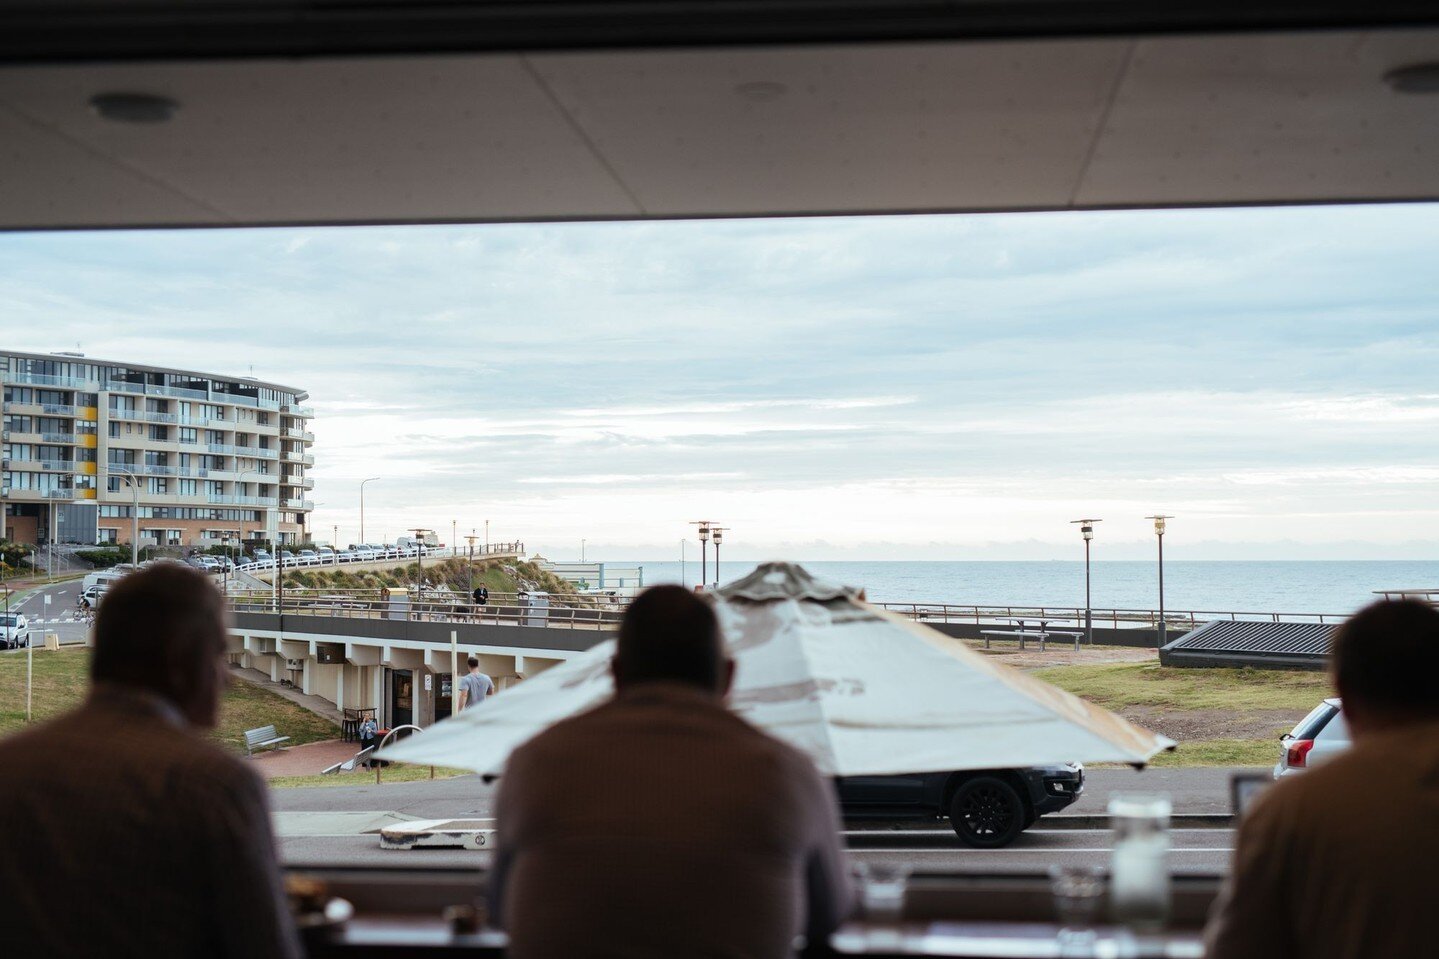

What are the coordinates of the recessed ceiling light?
(90, 92, 179, 123)
(1383, 63, 1439, 94)
(735, 81, 787, 103)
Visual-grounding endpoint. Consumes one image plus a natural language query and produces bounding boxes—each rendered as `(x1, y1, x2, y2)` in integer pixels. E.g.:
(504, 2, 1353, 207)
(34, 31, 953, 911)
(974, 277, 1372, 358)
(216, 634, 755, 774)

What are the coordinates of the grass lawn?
(269, 765, 473, 789)
(1031, 661, 1331, 767)
(1031, 662, 1330, 711)
(0, 647, 338, 754)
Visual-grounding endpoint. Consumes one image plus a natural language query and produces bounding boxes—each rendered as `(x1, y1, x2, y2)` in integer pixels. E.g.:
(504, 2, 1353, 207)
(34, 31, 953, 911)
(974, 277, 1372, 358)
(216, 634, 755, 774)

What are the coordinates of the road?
(2, 578, 90, 647)
(272, 767, 1250, 872)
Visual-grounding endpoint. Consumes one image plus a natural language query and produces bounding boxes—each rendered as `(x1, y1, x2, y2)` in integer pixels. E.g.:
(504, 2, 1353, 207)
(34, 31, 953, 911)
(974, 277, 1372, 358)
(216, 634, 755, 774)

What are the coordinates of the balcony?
(41, 403, 77, 416)
(300, 476, 315, 490)
(41, 432, 77, 444)
(282, 427, 316, 442)
(4, 458, 77, 473)
(12, 372, 95, 390)
(281, 404, 315, 418)
(6, 488, 77, 500)
(282, 498, 314, 510)
(207, 494, 279, 507)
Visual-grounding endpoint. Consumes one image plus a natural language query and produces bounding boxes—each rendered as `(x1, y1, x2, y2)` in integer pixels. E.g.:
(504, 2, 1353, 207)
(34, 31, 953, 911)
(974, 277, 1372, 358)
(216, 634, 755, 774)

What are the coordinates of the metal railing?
(872, 602, 1348, 629)
(229, 589, 624, 630)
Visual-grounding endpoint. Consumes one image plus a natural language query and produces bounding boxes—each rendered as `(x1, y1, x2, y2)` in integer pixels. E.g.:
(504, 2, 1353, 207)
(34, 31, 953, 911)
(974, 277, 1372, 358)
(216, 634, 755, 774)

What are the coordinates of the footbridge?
(227, 592, 615, 729)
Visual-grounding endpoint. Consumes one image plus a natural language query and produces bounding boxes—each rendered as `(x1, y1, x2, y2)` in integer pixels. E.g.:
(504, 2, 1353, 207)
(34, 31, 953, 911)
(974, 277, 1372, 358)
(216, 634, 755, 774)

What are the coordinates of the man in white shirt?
(491, 585, 853, 958)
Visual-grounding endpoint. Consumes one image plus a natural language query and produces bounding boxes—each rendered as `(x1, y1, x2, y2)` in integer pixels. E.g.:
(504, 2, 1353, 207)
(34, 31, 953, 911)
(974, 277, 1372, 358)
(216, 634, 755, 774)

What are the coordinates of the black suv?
(837, 763, 1084, 848)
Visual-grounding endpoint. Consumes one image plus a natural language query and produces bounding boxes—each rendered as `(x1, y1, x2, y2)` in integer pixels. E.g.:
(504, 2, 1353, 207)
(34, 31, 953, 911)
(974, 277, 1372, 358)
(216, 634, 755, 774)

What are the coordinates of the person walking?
(457, 655, 494, 710)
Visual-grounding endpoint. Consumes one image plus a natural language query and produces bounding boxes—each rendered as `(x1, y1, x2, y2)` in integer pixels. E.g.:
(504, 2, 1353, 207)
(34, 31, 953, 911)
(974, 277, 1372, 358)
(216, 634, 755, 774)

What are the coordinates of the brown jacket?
(1206, 719, 1439, 959)
(0, 685, 301, 959)
(491, 682, 854, 959)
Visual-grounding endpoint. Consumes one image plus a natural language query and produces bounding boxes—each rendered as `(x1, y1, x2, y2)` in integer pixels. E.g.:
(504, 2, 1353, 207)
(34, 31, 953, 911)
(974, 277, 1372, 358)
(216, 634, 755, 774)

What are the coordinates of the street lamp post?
(464, 532, 481, 601)
(113, 467, 141, 568)
(1070, 519, 1102, 646)
(1145, 515, 1174, 648)
(690, 521, 713, 589)
(359, 476, 381, 544)
(710, 527, 729, 587)
(408, 527, 434, 614)
(581, 538, 586, 563)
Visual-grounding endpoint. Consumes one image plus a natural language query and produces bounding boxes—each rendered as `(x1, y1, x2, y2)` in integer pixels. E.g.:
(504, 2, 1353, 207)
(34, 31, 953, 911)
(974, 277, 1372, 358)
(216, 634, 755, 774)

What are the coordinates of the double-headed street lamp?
(1145, 515, 1175, 648)
(1070, 518, 1102, 646)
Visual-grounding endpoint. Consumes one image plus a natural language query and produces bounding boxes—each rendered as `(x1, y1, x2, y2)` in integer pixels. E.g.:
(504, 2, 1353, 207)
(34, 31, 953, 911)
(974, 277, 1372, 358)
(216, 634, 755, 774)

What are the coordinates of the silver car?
(1, 612, 31, 649)
(1275, 698, 1349, 778)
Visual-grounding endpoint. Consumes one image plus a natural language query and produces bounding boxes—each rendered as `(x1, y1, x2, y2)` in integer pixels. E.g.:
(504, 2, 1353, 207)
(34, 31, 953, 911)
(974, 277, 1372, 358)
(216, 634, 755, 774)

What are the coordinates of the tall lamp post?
(1145, 515, 1174, 648)
(710, 527, 729, 587)
(465, 532, 481, 600)
(690, 521, 713, 589)
(1069, 518, 1102, 646)
(359, 476, 381, 544)
(113, 466, 141, 568)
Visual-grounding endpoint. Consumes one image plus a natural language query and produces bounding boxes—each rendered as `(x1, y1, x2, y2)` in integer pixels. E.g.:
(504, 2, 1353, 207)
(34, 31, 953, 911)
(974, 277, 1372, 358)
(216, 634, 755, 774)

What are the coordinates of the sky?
(2, 204, 1438, 561)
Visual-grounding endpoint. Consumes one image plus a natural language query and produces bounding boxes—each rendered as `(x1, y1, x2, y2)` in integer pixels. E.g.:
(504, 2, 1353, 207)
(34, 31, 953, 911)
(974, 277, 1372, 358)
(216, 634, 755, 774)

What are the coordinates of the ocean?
(632, 560, 1439, 616)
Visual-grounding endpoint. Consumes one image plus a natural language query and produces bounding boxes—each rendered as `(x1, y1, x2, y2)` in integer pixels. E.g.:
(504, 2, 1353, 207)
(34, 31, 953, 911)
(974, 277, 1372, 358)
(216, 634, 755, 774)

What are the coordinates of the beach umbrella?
(377, 561, 1173, 776)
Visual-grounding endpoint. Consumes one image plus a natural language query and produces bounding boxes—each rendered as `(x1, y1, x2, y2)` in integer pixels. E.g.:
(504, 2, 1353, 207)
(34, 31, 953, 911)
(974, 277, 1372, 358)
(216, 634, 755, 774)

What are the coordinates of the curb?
(1043, 812, 1234, 829)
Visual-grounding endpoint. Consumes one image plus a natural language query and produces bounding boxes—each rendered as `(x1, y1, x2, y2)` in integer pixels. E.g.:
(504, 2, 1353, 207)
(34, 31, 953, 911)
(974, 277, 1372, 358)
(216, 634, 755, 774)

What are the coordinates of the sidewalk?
(250, 738, 362, 779)
(230, 664, 345, 725)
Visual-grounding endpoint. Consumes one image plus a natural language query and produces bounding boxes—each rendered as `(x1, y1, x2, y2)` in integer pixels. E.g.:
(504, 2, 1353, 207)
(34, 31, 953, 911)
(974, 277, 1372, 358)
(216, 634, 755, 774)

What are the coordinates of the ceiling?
(1, 25, 1438, 229)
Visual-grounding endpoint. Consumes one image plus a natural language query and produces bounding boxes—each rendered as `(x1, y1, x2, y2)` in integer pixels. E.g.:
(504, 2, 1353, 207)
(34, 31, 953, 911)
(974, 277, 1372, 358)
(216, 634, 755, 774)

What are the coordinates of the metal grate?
(1167, 619, 1334, 658)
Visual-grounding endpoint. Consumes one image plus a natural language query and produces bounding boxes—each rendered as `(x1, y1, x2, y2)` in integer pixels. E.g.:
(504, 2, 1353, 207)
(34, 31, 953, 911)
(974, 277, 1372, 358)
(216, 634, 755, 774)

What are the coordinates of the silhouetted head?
(91, 563, 229, 728)
(468, 655, 479, 671)
(1332, 599, 1439, 736)
(612, 585, 733, 697)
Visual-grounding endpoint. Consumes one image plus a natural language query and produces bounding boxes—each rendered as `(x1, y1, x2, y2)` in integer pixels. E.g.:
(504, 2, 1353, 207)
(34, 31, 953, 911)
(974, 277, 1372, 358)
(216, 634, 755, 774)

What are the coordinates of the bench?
(243, 724, 291, 757)
(979, 621, 1085, 651)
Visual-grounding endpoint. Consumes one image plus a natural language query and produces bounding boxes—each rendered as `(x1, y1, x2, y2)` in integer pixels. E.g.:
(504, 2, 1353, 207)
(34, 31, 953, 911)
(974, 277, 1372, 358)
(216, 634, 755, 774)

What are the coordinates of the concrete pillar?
(514, 654, 526, 675)
(335, 665, 346, 711)
(301, 657, 313, 695)
(269, 655, 284, 682)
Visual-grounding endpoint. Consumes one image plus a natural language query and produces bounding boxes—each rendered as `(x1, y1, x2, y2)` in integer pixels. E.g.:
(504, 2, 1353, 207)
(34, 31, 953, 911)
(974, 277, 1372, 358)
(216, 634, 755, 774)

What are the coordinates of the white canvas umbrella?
(377, 561, 1173, 776)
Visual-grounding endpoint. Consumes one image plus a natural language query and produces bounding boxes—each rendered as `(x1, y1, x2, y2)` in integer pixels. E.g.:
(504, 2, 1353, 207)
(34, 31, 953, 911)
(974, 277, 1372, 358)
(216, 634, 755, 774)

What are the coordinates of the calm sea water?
(633, 560, 1439, 616)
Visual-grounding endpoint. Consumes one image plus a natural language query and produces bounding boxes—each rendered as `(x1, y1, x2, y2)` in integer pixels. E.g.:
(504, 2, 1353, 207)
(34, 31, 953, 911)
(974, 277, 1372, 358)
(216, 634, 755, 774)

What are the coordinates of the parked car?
(337, 549, 357, 563)
(297, 549, 320, 566)
(1275, 698, 1349, 778)
(1, 613, 31, 649)
(837, 763, 1084, 848)
(81, 585, 108, 607)
(317, 547, 336, 563)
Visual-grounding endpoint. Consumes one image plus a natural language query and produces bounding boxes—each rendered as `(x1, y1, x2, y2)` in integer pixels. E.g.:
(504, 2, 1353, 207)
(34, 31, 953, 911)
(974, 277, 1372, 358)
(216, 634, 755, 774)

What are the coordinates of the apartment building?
(1, 350, 314, 549)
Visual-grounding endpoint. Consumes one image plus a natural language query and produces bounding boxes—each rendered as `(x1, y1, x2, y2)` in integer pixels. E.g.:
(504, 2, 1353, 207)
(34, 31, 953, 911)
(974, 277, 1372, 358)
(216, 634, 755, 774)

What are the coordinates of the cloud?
(2, 204, 1438, 557)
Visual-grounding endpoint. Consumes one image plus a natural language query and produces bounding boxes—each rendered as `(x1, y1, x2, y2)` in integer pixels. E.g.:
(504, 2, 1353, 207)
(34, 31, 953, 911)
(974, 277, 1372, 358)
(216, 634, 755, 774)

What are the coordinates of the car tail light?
(1285, 739, 1315, 768)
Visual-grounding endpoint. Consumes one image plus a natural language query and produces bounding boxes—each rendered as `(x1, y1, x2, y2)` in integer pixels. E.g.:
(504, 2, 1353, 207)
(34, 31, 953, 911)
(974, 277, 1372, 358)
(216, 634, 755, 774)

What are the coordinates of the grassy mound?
(0, 647, 337, 753)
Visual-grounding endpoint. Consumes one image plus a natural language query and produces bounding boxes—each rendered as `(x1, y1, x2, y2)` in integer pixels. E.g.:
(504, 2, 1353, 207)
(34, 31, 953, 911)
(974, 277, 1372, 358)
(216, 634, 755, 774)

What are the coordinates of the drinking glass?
(1049, 864, 1105, 956)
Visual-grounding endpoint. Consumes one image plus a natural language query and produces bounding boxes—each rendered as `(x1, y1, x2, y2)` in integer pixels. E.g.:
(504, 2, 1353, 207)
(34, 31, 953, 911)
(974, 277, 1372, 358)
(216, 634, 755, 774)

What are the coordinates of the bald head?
(91, 563, 229, 727)
(613, 585, 731, 696)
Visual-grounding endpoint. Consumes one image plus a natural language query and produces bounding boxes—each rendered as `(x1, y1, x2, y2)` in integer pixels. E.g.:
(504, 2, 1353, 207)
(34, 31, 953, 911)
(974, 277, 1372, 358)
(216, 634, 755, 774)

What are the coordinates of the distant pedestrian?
(457, 656, 494, 710)
(473, 585, 489, 606)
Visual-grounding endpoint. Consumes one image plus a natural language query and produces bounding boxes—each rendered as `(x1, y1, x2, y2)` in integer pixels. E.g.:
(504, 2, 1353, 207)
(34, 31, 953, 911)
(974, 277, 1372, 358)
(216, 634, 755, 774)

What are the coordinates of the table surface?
(314, 917, 1205, 958)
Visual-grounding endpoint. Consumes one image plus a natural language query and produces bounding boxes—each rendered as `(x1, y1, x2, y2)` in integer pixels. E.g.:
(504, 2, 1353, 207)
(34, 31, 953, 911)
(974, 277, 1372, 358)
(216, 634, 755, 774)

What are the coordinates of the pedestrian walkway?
(230, 664, 345, 725)
(250, 738, 361, 779)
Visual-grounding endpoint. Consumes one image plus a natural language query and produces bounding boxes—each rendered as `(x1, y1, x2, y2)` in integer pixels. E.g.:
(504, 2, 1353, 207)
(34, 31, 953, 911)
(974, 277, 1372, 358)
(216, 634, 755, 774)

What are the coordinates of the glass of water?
(854, 860, 910, 921)
(1049, 864, 1105, 956)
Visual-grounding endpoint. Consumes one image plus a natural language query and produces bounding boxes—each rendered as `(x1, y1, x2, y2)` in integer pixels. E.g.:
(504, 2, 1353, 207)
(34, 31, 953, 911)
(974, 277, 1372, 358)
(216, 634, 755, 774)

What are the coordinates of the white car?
(1275, 698, 1349, 777)
(1, 612, 31, 649)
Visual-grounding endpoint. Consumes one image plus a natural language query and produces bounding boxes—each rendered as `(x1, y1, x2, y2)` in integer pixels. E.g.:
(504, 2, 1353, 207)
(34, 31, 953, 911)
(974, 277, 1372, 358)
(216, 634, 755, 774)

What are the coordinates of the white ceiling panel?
(0, 100, 222, 225)
(0, 28, 1437, 230)
(0, 55, 640, 227)
(1079, 29, 1439, 206)
(530, 40, 1130, 216)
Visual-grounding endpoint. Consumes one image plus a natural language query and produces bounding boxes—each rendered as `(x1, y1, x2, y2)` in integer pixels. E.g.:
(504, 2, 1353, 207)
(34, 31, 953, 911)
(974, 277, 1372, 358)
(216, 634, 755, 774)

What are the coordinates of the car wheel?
(948, 775, 1027, 848)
